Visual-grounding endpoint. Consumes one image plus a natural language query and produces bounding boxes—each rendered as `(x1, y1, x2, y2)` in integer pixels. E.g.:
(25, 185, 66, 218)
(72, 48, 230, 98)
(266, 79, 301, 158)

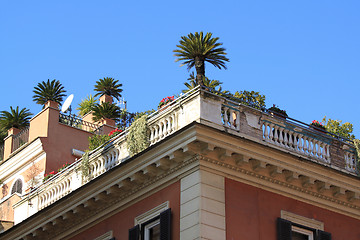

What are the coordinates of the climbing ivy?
(127, 114, 149, 156)
(81, 150, 90, 180)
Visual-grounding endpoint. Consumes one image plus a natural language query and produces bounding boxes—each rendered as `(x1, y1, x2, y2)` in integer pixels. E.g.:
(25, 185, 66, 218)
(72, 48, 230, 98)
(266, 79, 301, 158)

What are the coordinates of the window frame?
(129, 202, 171, 240)
(277, 214, 331, 240)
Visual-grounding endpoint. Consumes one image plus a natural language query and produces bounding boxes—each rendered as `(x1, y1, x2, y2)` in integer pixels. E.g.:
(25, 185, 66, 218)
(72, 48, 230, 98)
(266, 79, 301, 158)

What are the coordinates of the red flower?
(109, 128, 123, 136)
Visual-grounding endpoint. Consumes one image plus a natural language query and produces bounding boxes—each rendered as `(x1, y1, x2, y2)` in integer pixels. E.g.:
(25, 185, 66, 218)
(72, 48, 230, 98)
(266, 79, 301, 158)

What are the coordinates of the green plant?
(182, 72, 230, 95)
(268, 104, 288, 118)
(92, 102, 121, 122)
(0, 128, 6, 144)
(174, 32, 229, 86)
(81, 151, 90, 180)
(133, 110, 155, 121)
(94, 77, 123, 101)
(77, 95, 97, 117)
(57, 162, 70, 172)
(117, 109, 136, 130)
(0, 106, 32, 130)
(33, 79, 66, 107)
(322, 117, 355, 140)
(127, 114, 149, 156)
(88, 134, 111, 151)
(234, 90, 265, 109)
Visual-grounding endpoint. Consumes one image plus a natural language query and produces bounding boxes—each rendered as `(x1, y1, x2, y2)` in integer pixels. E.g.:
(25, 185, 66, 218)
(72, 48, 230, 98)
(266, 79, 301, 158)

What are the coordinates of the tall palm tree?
(174, 32, 229, 86)
(33, 79, 66, 107)
(94, 77, 123, 101)
(0, 106, 32, 131)
(92, 102, 121, 122)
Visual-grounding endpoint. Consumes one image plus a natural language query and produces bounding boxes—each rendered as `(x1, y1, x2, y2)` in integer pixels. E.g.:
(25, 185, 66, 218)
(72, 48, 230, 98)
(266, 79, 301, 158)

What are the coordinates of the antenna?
(61, 94, 74, 114)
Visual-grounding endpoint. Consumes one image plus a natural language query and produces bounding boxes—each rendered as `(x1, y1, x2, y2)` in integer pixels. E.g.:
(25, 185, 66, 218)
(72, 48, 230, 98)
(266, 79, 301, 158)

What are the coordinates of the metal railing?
(12, 127, 29, 152)
(59, 113, 103, 135)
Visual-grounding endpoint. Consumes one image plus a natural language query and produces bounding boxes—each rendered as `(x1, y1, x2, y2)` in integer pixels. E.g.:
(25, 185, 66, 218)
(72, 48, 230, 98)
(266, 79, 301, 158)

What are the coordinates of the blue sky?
(1, 1, 359, 137)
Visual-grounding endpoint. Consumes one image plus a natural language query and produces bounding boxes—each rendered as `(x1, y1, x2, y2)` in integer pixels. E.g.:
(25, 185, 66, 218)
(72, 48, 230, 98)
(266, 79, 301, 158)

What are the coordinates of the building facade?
(0, 87, 359, 239)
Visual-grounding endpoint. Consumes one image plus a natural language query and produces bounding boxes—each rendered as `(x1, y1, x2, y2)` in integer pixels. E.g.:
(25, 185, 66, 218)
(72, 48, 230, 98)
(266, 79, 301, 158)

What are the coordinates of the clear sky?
(1, 1, 359, 137)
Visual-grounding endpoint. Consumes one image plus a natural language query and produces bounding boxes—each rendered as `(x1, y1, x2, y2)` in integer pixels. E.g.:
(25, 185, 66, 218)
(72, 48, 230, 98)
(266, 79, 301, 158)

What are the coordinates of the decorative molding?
(281, 210, 324, 230)
(200, 154, 360, 215)
(134, 201, 169, 225)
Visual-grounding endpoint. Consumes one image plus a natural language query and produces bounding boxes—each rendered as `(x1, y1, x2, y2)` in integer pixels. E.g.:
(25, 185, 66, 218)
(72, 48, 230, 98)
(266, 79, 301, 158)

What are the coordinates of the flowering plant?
(310, 120, 326, 131)
(268, 104, 288, 118)
(109, 128, 123, 137)
(158, 96, 175, 108)
(57, 162, 70, 172)
(43, 171, 56, 182)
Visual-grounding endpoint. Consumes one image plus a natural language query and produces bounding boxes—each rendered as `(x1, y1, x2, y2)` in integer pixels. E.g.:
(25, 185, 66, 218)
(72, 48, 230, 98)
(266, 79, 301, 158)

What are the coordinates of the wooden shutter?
(160, 208, 171, 240)
(317, 230, 331, 240)
(277, 218, 292, 240)
(129, 225, 140, 240)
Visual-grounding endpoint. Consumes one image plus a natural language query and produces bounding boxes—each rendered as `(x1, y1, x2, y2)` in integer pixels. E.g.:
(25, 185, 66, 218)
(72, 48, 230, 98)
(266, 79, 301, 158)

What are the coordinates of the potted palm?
(94, 77, 123, 103)
(92, 102, 121, 126)
(33, 79, 66, 108)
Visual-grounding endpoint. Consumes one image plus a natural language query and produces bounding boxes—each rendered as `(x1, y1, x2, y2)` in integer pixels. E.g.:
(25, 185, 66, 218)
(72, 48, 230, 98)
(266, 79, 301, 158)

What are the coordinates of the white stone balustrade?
(149, 113, 177, 145)
(262, 121, 331, 163)
(345, 151, 357, 172)
(222, 105, 240, 131)
(39, 175, 73, 210)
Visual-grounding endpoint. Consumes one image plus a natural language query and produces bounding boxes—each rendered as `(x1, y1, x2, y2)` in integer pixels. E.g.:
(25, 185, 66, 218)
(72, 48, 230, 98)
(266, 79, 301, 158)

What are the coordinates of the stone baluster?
(273, 126, 279, 145)
(283, 130, 289, 148)
(278, 127, 284, 147)
(269, 124, 275, 143)
(229, 110, 234, 129)
(235, 111, 240, 130)
(263, 123, 269, 141)
(223, 107, 228, 126)
(150, 128, 154, 144)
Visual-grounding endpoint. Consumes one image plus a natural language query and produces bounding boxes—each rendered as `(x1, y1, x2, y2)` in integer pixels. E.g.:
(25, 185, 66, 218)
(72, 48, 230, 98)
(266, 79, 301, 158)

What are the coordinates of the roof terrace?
(8, 86, 359, 224)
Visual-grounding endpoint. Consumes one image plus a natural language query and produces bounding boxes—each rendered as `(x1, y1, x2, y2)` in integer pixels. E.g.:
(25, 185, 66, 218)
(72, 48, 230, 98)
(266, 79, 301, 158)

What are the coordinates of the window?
(277, 218, 331, 240)
(11, 179, 23, 195)
(129, 207, 171, 240)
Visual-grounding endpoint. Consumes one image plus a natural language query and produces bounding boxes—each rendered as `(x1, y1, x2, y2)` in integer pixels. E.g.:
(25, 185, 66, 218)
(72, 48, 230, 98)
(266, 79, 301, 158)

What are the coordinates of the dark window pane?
(293, 231, 309, 240)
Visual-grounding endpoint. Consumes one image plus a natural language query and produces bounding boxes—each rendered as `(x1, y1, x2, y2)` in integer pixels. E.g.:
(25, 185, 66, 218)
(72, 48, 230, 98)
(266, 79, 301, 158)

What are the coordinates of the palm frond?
(0, 106, 32, 130)
(92, 102, 121, 122)
(33, 79, 66, 107)
(94, 77, 123, 101)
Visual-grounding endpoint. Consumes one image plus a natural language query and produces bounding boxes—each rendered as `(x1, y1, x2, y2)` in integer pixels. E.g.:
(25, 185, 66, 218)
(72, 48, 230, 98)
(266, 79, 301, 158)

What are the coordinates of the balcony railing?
(12, 87, 358, 224)
(59, 113, 103, 135)
(12, 127, 29, 153)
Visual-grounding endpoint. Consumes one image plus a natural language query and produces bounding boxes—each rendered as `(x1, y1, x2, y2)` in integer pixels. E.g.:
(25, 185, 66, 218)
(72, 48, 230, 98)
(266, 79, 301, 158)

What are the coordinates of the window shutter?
(317, 230, 331, 240)
(277, 218, 292, 240)
(160, 208, 171, 240)
(129, 225, 140, 240)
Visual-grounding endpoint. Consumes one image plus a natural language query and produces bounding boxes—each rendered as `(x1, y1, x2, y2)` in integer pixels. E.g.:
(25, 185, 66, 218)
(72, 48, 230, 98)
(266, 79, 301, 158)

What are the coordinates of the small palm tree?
(33, 79, 66, 107)
(174, 32, 229, 86)
(183, 72, 228, 94)
(0, 106, 32, 131)
(92, 102, 121, 122)
(77, 95, 97, 117)
(94, 77, 123, 101)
